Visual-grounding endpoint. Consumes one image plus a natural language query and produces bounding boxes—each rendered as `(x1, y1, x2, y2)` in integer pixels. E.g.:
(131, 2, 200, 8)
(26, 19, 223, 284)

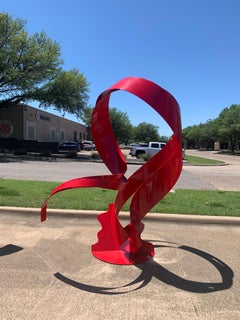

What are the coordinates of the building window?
(60, 130, 65, 142)
(73, 131, 77, 141)
(26, 121, 36, 140)
(50, 128, 56, 142)
(79, 132, 82, 140)
(28, 126, 35, 140)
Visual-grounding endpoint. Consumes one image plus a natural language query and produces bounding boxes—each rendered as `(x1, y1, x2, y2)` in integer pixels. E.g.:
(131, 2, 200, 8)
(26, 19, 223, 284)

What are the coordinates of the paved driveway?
(183, 150, 240, 191)
(0, 150, 239, 191)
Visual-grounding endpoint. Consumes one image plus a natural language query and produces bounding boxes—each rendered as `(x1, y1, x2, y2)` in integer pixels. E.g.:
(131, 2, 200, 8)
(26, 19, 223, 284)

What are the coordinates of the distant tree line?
(182, 104, 240, 153)
(82, 107, 168, 144)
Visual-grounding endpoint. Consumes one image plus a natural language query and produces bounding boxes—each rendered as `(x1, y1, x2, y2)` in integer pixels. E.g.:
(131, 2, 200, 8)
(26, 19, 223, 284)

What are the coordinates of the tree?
(35, 69, 89, 118)
(109, 107, 133, 144)
(182, 104, 240, 152)
(82, 106, 133, 143)
(0, 12, 89, 117)
(197, 120, 219, 150)
(182, 125, 201, 149)
(81, 106, 93, 126)
(218, 104, 240, 153)
(133, 122, 160, 143)
(183, 120, 219, 150)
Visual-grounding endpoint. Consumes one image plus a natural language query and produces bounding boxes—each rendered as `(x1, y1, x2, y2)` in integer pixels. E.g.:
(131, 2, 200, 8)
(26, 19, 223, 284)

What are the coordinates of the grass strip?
(0, 179, 239, 217)
(185, 155, 225, 165)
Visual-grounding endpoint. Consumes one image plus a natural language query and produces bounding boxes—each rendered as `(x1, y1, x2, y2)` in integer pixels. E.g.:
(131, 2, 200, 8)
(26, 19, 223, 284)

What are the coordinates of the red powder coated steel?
(41, 76, 182, 265)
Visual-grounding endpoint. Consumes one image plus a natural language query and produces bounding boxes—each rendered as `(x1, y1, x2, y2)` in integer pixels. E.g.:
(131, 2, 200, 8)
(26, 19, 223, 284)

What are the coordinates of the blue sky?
(1, 0, 240, 137)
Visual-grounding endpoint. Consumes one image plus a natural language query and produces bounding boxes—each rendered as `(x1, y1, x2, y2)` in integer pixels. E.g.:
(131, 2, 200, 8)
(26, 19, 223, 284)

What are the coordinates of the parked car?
(81, 140, 96, 151)
(130, 141, 185, 159)
(59, 141, 80, 152)
(130, 141, 166, 158)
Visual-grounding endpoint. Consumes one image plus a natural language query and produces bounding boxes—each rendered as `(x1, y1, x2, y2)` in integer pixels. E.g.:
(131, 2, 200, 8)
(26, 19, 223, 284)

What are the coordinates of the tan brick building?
(0, 104, 89, 143)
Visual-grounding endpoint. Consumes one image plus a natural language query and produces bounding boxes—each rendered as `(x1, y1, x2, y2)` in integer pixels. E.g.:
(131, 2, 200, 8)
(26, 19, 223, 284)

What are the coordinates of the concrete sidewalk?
(0, 208, 240, 320)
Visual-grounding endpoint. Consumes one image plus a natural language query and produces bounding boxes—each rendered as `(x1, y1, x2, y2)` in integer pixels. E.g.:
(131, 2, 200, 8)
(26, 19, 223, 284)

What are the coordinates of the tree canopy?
(82, 106, 133, 144)
(108, 107, 133, 144)
(182, 104, 240, 153)
(133, 122, 160, 143)
(0, 12, 89, 117)
(82, 106, 165, 144)
(218, 104, 240, 153)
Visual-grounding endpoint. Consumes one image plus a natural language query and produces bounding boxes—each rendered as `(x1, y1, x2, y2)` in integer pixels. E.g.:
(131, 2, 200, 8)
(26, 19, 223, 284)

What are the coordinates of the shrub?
(141, 153, 151, 161)
(40, 150, 52, 157)
(13, 149, 27, 155)
(65, 151, 77, 158)
(91, 151, 101, 159)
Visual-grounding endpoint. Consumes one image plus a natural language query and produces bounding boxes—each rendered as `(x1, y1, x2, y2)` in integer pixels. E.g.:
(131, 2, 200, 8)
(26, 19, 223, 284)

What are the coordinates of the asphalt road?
(183, 150, 240, 191)
(0, 150, 239, 191)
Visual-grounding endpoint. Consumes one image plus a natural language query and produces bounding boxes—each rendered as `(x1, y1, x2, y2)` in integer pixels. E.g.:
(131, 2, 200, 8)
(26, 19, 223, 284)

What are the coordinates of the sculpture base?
(92, 204, 155, 265)
(92, 246, 154, 265)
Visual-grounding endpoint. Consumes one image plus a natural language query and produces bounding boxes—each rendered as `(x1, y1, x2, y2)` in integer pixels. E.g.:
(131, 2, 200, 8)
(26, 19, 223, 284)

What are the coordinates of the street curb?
(0, 206, 239, 225)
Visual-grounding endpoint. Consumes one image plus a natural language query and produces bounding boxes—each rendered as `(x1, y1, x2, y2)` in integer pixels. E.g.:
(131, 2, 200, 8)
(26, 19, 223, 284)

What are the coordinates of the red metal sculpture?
(41, 77, 182, 265)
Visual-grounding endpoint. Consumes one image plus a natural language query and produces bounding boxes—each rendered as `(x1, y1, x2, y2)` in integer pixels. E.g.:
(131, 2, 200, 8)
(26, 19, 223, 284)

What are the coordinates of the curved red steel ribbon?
(41, 77, 182, 265)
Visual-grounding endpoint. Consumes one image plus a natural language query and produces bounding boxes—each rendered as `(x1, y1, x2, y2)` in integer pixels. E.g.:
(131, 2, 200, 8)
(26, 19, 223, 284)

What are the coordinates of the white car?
(82, 140, 96, 151)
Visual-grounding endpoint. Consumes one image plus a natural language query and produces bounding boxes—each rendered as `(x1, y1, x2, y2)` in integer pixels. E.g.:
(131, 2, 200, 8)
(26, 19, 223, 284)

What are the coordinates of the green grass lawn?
(184, 155, 225, 165)
(0, 179, 239, 217)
